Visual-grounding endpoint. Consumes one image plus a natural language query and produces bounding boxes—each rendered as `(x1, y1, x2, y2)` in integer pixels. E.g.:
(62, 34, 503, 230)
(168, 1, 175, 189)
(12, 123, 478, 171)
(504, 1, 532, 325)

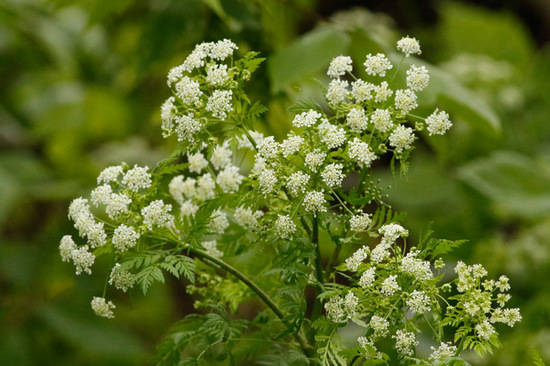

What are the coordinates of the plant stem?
(185, 245, 313, 355)
(325, 243, 342, 280)
(310, 214, 324, 324)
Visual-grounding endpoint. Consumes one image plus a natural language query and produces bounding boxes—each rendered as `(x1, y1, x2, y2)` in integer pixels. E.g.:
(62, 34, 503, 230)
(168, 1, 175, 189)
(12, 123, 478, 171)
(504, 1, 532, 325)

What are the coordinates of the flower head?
(397, 36, 421, 57)
(91, 297, 115, 318)
(328, 56, 353, 78)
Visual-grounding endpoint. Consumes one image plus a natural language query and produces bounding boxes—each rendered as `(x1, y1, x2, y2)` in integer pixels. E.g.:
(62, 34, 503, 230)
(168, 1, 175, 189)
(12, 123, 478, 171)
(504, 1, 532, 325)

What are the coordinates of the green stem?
(185, 245, 313, 355)
(310, 214, 324, 327)
(324, 243, 342, 280)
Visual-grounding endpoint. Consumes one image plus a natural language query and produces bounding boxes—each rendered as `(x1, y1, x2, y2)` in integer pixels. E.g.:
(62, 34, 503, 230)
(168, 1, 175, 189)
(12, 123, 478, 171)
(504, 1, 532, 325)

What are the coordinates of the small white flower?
(325, 296, 345, 323)
(174, 76, 203, 106)
(318, 119, 346, 149)
(425, 109, 452, 135)
(91, 297, 115, 318)
(292, 110, 322, 128)
(394, 89, 418, 114)
(188, 152, 209, 174)
(234, 206, 263, 228)
(364, 53, 393, 77)
(275, 214, 297, 239)
(167, 64, 185, 88)
(112, 224, 140, 252)
(359, 267, 376, 289)
(406, 65, 430, 91)
(206, 90, 233, 120)
(174, 113, 202, 142)
(326, 79, 349, 105)
(141, 200, 173, 231)
(206, 64, 229, 87)
(287, 171, 310, 196)
(97, 166, 123, 184)
(202, 240, 223, 258)
(406, 290, 431, 314)
(160, 97, 177, 137)
(346, 108, 369, 133)
(370, 109, 393, 132)
(392, 329, 418, 356)
(475, 320, 495, 340)
(182, 43, 209, 72)
(209, 210, 229, 234)
(303, 190, 327, 213)
(400, 250, 433, 282)
(109, 263, 135, 292)
(345, 246, 368, 271)
(379, 223, 408, 242)
(321, 163, 345, 188)
(374, 81, 393, 103)
(211, 141, 233, 170)
(349, 213, 371, 232)
(348, 138, 376, 168)
(429, 342, 458, 363)
(343, 292, 358, 319)
(59, 235, 77, 262)
(280, 135, 305, 157)
(72, 245, 95, 275)
(196, 173, 216, 200)
(397, 36, 421, 57)
(258, 168, 278, 195)
(304, 150, 326, 172)
(104, 193, 132, 219)
(217, 165, 243, 192)
(389, 125, 415, 154)
(122, 165, 152, 192)
(352, 79, 375, 102)
(90, 184, 112, 207)
(180, 200, 199, 217)
(327, 55, 353, 78)
(369, 315, 389, 339)
(256, 136, 279, 160)
(208, 39, 238, 61)
(380, 275, 401, 296)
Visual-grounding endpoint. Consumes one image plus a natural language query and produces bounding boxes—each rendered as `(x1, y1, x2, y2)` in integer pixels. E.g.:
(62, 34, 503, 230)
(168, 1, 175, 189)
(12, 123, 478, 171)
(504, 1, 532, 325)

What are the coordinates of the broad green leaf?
(458, 151, 550, 218)
(268, 27, 350, 93)
(438, 1, 534, 66)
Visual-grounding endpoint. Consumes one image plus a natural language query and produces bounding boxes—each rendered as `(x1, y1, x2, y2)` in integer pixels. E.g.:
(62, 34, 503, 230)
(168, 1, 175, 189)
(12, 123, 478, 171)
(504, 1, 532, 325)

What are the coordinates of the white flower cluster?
(345, 246, 369, 272)
(392, 329, 418, 356)
(274, 214, 297, 239)
(91, 297, 115, 318)
(429, 342, 457, 363)
(327, 55, 353, 78)
(324, 292, 359, 323)
(109, 263, 135, 292)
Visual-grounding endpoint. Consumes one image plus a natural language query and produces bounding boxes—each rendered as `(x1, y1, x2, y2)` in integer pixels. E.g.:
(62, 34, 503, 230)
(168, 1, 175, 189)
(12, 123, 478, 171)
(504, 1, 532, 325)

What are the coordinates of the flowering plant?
(59, 37, 520, 365)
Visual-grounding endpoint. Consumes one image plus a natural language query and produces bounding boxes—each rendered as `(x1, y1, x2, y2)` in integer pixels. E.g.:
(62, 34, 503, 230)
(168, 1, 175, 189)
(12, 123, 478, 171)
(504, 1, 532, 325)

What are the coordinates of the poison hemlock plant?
(59, 37, 521, 365)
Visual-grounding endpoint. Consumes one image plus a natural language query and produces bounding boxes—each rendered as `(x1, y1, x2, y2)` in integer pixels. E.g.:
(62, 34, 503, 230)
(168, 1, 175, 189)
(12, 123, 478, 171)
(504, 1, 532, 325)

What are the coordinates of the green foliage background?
(1, 0, 549, 364)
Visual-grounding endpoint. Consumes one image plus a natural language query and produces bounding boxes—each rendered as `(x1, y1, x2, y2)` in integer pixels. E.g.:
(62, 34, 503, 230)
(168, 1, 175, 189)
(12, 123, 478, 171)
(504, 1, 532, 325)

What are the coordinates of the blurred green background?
(1, 0, 549, 364)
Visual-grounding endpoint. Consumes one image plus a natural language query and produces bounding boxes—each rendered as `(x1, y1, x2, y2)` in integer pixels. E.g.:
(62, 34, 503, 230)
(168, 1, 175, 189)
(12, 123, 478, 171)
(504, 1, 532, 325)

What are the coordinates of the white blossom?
(188, 152, 209, 174)
(395, 89, 418, 114)
(370, 109, 393, 132)
(72, 245, 95, 275)
(326, 79, 349, 105)
(206, 90, 233, 120)
(406, 290, 431, 314)
(351, 79, 375, 102)
(91, 297, 115, 318)
(160, 96, 177, 137)
(369, 315, 389, 339)
(397, 36, 421, 57)
(141, 200, 173, 231)
(359, 267, 376, 289)
(202, 240, 223, 258)
(406, 65, 430, 91)
(389, 125, 415, 154)
(346, 108, 369, 133)
(348, 138, 376, 168)
(318, 119, 346, 149)
(303, 190, 327, 213)
(196, 173, 216, 200)
(258, 168, 278, 195)
(374, 81, 393, 103)
(217, 165, 243, 192)
(59, 235, 77, 262)
(327, 55, 353, 78)
(256, 136, 279, 160)
(180, 200, 199, 217)
(346, 246, 369, 271)
(97, 166, 123, 184)
(304, 150, 326, 172)
(400, 250, 433, 282)
(174, 76, 203, 106)
(209, 210, 229, 234)
(104, 193, 132, 219)
(234, 206, 263, 228)
(475, 320, 496, 340)
(392, 329, 418, 356)
(280, 135, 305, 157)
(350, 213, 371, 232)
(321, 163, 345, 188)
(109, 263, 135, 292)
(425, 109, 452, 135)
(211, 141, 233, 170)
(286, 171, 310, 196)
(208, 39, 238, 61)
(292, 110, 321, 128)
(174, 113, 202, 142)
(275, 214, 297, 239)
(206, 64, 229, 87)
(380, 275, 401, 296)
(429, 342, 458, 363)
(364, 53, 393, 77)
(343, 292, 358, 319)
(112, 224, 140, 252)
(122, 165, 152, 192)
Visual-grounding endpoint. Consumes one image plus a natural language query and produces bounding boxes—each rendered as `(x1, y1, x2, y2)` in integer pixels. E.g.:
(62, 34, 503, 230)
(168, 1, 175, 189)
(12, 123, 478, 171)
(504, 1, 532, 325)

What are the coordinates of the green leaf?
(458, 151, 550, 218)
(532, 347, 547, 366)
(268, 27, 350, 93)
(135, 265, 165, 295)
